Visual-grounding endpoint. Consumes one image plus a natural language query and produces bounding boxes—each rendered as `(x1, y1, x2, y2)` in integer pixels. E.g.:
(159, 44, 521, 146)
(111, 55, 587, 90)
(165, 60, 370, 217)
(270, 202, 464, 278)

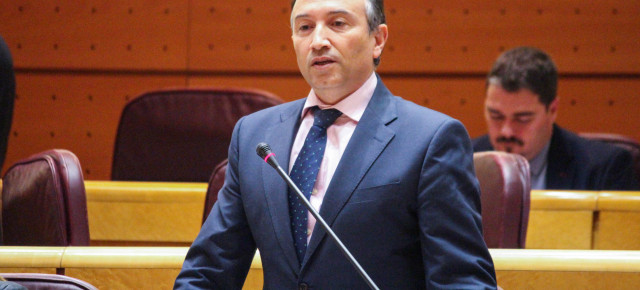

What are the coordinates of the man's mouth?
(312, 57, 336, 67)
(496, 136, 524, 146)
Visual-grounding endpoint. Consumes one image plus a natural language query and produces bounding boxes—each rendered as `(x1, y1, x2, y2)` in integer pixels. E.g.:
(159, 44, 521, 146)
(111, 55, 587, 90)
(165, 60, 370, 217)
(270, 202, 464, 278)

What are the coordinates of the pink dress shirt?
(289, 72, 377, 242)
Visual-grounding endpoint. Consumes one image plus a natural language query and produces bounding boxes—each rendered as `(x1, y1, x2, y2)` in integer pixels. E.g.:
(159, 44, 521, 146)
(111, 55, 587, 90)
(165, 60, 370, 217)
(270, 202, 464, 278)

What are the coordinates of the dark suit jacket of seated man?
(174, 0, 496, 289)
(474, 124, 639, 190)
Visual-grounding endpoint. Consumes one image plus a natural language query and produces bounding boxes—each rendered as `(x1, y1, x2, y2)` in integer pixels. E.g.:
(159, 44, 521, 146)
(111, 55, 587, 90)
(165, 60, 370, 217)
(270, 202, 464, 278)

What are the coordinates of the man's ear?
(548, 97, 559, 120)
(373, 24, 388, 59)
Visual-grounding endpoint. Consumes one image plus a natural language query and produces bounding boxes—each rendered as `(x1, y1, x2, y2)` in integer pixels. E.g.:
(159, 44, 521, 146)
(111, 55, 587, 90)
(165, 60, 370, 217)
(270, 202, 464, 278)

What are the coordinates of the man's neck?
(314, 71, 375, 104)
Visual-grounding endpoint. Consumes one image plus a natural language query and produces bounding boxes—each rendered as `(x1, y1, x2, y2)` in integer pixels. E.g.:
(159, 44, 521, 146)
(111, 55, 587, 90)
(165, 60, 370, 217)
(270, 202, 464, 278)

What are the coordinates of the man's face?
(291, 0, 387, 104)
(484, 84, 558, 161)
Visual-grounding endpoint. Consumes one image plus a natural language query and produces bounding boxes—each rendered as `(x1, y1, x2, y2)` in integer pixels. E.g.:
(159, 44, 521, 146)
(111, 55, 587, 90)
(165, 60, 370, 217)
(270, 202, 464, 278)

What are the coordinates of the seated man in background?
(473, 46, 638, 190)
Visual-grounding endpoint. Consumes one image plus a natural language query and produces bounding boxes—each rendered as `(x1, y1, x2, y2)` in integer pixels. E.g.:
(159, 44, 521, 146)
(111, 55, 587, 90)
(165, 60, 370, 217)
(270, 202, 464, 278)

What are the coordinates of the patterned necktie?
(289, 107, 342, 264)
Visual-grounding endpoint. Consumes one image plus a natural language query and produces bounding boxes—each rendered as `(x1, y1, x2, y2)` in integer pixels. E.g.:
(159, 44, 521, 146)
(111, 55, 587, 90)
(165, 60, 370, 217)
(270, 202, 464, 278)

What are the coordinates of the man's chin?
(308, 76, 339, 90)
(497, 146, 520, 155)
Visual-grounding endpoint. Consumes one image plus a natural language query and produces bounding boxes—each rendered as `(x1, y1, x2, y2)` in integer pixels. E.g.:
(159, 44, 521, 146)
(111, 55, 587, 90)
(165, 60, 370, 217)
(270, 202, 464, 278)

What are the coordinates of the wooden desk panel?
(3, 248, 640, 289)
(496, 272, 640, 290)
(526, 190, 597, 249)
(594, 191, 640, 250)
(526, 210, 594, 249)
(85, 181, 206, 244)
(83, 183, 610, 249)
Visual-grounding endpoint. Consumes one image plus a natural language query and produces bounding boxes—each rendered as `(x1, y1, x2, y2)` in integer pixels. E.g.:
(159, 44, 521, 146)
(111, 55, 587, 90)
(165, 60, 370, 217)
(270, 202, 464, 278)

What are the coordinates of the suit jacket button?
(298, 283, 309, 290)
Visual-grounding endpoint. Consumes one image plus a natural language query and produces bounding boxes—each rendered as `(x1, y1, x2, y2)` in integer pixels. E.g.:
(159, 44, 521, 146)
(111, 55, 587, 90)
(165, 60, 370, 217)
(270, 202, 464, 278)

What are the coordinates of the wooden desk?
(79, 182, 640, 250)
(2, 247, 640, 289)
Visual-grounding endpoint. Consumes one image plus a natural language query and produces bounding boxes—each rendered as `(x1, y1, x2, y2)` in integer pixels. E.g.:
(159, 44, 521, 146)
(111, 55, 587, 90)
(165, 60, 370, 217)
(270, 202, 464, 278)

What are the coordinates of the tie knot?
(312, 107, 342, 129)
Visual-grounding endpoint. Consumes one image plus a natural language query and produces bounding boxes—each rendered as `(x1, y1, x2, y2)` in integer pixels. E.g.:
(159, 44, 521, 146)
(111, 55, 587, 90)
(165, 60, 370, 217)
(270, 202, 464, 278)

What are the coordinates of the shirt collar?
(529, 141, 551, 177)
(300, 72, 377, 122)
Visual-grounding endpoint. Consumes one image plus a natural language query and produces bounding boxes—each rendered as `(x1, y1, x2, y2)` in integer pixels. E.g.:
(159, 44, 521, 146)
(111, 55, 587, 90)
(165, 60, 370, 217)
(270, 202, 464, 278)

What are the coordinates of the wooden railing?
(2, 247, 640, 289)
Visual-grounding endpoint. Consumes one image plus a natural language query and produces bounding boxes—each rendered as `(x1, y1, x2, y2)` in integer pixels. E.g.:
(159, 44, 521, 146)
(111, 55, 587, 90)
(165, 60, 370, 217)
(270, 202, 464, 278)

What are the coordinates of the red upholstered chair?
(111, 87, 282, 182)
(579, 132, 640, 183)
(1, 273, 97, 290)
(202, 159, 228, 224)
(1, 149, 90, 246)
(473, 151, 531, 248)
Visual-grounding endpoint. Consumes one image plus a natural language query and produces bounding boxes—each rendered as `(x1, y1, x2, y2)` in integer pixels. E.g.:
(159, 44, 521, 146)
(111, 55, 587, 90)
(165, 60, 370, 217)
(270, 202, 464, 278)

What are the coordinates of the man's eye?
(333, 21, 345, 27)
(299, 25, 311, 31)
(515, 118, 532, 124)
(489, 115, 504, 121)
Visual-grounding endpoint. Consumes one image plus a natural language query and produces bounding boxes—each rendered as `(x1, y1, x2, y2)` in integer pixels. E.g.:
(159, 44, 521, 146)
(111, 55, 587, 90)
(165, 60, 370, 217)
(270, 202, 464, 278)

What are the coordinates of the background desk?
(85, 181, 206, 246)
(84, 182, 640, 250)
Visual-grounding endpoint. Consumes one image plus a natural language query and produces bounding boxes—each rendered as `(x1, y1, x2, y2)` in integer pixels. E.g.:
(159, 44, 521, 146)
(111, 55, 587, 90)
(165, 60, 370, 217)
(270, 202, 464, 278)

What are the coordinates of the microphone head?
(256, 142, 272, 159)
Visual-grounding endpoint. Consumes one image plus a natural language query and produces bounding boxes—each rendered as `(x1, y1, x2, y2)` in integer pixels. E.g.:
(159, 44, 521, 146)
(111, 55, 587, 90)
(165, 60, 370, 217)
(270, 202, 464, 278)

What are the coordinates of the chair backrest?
(202, 159, 228, 224)
(1, 273, 98, 290)
(473, 151, 531, 248)
(579, 132, 640, 183)
(1, 149, 90, 246)
(111, 87, 282, 182)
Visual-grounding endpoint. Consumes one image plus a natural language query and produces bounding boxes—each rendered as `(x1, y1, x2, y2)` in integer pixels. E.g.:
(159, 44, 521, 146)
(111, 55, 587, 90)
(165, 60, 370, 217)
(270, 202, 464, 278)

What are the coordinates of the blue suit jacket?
(472, 125, 639, 190)
(176, 76, 497, 289)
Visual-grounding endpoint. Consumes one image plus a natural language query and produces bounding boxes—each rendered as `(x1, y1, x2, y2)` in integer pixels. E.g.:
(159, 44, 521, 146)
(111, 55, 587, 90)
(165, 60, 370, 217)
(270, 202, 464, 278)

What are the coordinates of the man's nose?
(310, 25, 330, 50)
(500, 123, 514, 136)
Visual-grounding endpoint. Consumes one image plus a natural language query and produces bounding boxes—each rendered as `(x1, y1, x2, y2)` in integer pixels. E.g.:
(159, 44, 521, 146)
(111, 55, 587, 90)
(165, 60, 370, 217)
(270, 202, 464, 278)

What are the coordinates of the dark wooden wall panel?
(187, 75, 309, 102)
(381, 1, 640, 73)
(555, 78, 640, 138)
(188, 1, 296, 72)
(0, 1, 188, 70)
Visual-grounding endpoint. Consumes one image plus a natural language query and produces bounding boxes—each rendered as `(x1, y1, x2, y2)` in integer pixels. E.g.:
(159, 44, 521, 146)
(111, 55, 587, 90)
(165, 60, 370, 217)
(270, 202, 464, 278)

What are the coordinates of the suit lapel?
(546, 125, 575, 189)
(262, 100, 304, 272)
(303, 76, 397, 267)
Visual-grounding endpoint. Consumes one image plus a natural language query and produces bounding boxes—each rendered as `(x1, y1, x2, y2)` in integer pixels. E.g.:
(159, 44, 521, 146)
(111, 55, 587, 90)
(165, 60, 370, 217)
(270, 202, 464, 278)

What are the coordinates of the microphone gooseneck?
(254, 142, 379, 290)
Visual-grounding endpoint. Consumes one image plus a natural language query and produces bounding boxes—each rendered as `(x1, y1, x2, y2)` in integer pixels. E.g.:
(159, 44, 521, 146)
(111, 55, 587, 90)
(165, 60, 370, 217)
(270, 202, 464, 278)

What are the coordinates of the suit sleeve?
(601, 148, 640, 190)
(174, 117, 256, 289)
(417, 119, 497, 289)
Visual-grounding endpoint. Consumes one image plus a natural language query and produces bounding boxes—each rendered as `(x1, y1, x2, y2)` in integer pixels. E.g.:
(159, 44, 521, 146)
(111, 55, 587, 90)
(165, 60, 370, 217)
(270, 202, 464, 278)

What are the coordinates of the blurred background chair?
(473, 151, 531, 248)
(579, 132, 640, 183)
(1, 149, 90, 247)
(1, 273, 97, 290)
(202, 159, 228, 224)
(111, 87, 282, 182)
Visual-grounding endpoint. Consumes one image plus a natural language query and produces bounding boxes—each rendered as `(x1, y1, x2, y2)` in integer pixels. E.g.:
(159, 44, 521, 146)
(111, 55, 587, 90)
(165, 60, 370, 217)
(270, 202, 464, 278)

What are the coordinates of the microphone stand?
(257, 143, 380, 290)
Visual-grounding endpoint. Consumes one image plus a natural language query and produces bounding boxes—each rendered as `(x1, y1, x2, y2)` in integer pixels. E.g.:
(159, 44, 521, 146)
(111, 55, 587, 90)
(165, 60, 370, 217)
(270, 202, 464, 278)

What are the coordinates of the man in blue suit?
(175, 0, 497, 288)
(473, 47, 638, 190)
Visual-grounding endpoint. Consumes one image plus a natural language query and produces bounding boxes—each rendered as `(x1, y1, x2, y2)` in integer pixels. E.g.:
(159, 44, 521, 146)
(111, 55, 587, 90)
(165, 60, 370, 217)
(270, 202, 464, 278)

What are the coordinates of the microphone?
(256, 142, 379, 290)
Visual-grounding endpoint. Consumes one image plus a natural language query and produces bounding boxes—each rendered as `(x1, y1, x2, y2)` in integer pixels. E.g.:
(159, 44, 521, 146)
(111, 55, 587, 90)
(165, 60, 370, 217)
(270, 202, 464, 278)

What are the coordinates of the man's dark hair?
(290, 0, 386, 66)
(487, 46, 558, 108)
